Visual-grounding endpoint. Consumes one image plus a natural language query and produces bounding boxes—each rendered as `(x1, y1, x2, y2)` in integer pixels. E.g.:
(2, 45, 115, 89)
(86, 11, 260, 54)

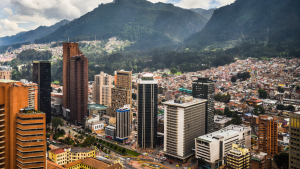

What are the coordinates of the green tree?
(274, 153, 289, 169)
(57, 88, 62, 93)
(278, 86, 284, 93)
(82, 135, 96, 147)
(170, 67, 178, 75)
(231, 76, 237, 83)
(253, 105, 265, 115)
(258, 88, 268, 99)
(51, 117, 64, 133)
(277, 104, 285, 110)
(286, 105, 295, 111)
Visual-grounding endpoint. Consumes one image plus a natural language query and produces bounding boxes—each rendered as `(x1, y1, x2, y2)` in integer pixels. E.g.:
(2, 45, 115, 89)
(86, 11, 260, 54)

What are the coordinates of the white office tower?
(195, 125, 251, 169)
(163, 96, 207, 162)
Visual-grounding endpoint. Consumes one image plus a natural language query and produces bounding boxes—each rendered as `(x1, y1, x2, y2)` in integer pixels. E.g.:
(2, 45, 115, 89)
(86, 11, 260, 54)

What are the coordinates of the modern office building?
(258, 115, 278, 157)
(69, 55, 88, 124)
(49, 147, 95, 165)
(111, 70, 132, 117)
(93, 71, 113, 106)
(33, 61, 52, 124)
(63, 43, 82, 113)
(195, 125, 251, 169)
(116, 104, 131, 142)
(227, 143, 250, 169)
(163, 96, 207, 162)
(0, 80, 46, 169)
(192, 77, 215, 134)
(137, 74, 157, 149)
(289, 111, 300, 169)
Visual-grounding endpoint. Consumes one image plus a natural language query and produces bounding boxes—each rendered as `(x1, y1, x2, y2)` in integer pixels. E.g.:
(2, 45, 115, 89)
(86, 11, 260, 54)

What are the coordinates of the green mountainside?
(35, 0, 207, 50)
(186, 0, 300, 50)
(0, 20, 69, 46)
(189, 8, 215, 21)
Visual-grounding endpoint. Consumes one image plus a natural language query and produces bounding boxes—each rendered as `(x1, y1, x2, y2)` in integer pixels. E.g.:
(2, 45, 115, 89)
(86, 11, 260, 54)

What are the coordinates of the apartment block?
(111, 70, 132, 117)
(258, 115, 278, 157)
(0, 80, 46, 169)
(64, 157, 123, 169)
(192, 77, 215, 133)
(49, 147, 95, 166)
(93, 71, 113, 106)
(163, 96, 207, 162)
(227, 143, 250, 169)
(137, 74, 157, 149)
(63, 43, 82, 111)
(33, 61, 52, 124)
(0, 66, 11, 80)
(214, 115, 232, 131)
(289, 112, 300, 169)
(69, 55, 88, 124)
(195, 125, 251, 169)
(116, 104, 131, 142)
(16, 108, 47, 169)
(250, 152, 270, 169)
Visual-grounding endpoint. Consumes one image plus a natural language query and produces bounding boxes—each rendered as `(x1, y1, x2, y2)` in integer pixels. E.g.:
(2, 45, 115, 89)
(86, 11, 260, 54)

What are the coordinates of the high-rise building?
(289, 111, 300, 169)
(116, 104, 131, 142)
(163, 96, 207, 162)
(69, 55, 88, 124)
(93, 71, 112, 106)
(227, 143, 250, 169)
(258, 115, 278, 157)
(111, 70, 132, 117)
(33, 61, 52, 124)
(63, 43, 82, 111)
(0, 80, 46, 169)
(195, 125, 251, 169)
(137, 74, 157, 149)
(192, 77, 215, 134)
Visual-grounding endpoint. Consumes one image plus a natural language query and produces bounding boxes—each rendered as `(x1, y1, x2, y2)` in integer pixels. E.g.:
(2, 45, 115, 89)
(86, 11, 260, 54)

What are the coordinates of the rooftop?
(70, 148, 94, 153)
(0, 79, 18, 83)
(196, 125, 250, 142)
(251, 152, 268, 161)
(51, 148, 65, 154)
(163, 98, 207, 107)
(88, 104, 107, 110)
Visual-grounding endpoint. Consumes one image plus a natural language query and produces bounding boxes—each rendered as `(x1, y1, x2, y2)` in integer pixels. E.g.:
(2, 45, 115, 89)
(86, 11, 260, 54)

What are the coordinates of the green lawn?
(168, 72, 182, 75)
(52, 80, 60, 85)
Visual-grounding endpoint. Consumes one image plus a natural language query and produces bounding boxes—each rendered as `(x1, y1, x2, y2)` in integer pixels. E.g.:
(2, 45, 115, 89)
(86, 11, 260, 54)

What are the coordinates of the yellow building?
(49, 147, 95, 165)
(64, 157, 123, 169)
(227, 143, 250, 169)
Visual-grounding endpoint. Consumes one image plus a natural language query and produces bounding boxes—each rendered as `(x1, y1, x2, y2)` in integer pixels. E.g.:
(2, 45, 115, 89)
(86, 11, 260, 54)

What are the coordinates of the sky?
(0, 0, 235, 37)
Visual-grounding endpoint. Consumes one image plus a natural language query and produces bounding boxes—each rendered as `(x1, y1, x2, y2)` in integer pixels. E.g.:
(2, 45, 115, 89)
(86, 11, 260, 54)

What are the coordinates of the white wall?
(177, 108, 184, 156)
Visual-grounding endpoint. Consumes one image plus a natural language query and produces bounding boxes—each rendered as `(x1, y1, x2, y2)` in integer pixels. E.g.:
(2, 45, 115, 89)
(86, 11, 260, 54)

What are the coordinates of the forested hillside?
(0, 20, 69, 46)
(189, 8, 215, 21)
(35, 0, 207, 50)
(186, 0, 300, 51)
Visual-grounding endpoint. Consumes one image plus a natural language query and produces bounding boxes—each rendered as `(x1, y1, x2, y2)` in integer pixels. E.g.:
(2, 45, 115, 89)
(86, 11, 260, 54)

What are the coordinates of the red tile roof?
(51, 148, 65, 154)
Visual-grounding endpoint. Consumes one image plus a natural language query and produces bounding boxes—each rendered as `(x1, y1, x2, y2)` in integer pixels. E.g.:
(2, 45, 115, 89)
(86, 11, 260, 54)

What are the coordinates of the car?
(160, 161, 164, 164)
(126, 158, 131, 160)
(135, 133, 137, 137)
(169, 161, 173, 164)
(105, 156, 109, 158)
(161, 157, 167, 161)
(154, 157, 159, 161)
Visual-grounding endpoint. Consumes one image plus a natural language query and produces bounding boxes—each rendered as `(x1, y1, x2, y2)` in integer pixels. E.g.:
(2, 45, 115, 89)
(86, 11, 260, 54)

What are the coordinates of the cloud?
(176, 0, 212, 9)
(3, 7, 14, 16)
(0, 19, 27, 36)
(216, 0, 236, 6)
(147, 0, 168, 3)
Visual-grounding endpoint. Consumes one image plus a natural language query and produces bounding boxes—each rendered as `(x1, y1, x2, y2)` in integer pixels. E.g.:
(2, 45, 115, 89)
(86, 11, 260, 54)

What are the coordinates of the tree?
(170, 67, 177, 75)
(82, 135, 96, 147)
(122, 148, 126, 154)
(278, 86, 284, 93)
(231, 76, 237, 83)
(258, 88, 268, 99)
(253, 105, 265, 115)
(57, 88, 62, 93)
(277, 104, 285, 110)
(274, 153, 289, 169)
(51, 117, 64, 133)
(108, 150, 111, 154)
(286, 105, 295, 111)
(132, 93, 137, 100)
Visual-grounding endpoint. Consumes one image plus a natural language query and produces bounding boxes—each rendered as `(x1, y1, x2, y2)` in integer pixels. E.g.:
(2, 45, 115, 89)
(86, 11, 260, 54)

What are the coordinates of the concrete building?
(0, 80, 45, 168)
(49, 147, 95, 165)
(195, 125, 251, 169)
(62, 43, 82, 116)
(192, 77, 215, 134)
(51, 92, 63, 116)
(227, 143, 250, 169)
(250, 152, 270, 169)
(258, 115, 278, 157)
(93, 71, 113, 106)
(214, 115, 233, 131)
(32, 61, 52, 124)
(116, 104, 131, 142)
(63, 157, 123, 169)
(111, 70, 132, 117)
(289, 111, 300, 169)
(137, 74, 158, 149)
(87, 104, 110, 117)
(69, 55, 88, 124)
(163, 96, 207, 162)
(105, 125, 116, 140)
(0, 66, 11, 80)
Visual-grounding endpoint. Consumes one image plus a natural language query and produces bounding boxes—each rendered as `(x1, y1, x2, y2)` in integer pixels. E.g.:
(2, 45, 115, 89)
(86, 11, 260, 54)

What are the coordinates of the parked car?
(161, 157, 167, 161)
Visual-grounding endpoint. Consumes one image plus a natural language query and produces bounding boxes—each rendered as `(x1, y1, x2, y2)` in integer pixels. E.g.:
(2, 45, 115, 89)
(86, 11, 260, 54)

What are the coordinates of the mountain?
(35, 0, 207, 50)
(189, 8, 215, 21)
(0, 20, 70, 46)
(186, 0, 300, 49)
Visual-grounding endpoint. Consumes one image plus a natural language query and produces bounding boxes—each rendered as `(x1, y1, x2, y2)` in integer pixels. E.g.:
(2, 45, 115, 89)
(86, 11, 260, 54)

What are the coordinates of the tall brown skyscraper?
(111, 70, 132, 117)
(69, 55, 88, 124)
(258, 115, 278, 157)
(0, 80, 46, 169)
(63, 43, 82, 110)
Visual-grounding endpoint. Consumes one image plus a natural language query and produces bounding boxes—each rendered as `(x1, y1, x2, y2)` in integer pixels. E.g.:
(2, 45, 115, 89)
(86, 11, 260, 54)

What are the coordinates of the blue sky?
(0, 0, 235, 37)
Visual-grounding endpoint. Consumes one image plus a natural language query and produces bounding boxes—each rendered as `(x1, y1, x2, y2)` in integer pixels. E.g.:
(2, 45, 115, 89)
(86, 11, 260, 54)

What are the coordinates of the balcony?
(17, 140, 45, 147)
(16, 119, 44, 125)
(17, 156, 45, 164)
(16, 135, 44, 141)
(16, 124, 44, 130)
(16, 130, 44, 136)
(17, 151, 45, 158)
(17, 161, 45, 169)
(17, 146, 45, 152)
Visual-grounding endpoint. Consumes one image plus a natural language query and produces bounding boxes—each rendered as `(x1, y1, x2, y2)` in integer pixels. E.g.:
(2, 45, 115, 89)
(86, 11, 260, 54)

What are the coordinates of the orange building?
(245, 97, 263, 106)
(0, 80, 46, 169)
(258, 115, 278, 157)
